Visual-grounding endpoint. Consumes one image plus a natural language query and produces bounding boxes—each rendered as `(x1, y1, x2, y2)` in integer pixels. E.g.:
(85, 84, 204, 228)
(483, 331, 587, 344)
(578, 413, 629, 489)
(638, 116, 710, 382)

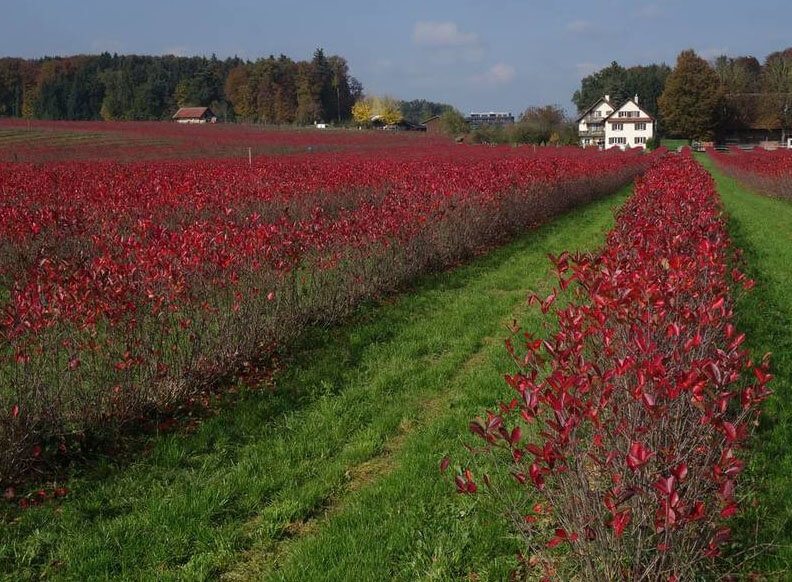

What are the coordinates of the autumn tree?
(439, 109, 469, 135)
(352, 98, 373, 124)
(759, 49, 792, 135)
(225, 65, 255, 119)
(658, 50, 723, 140)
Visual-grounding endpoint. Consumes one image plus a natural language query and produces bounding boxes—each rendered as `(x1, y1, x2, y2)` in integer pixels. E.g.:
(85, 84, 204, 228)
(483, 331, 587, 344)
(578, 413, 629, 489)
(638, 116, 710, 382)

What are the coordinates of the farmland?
(0, 122, 789, 580)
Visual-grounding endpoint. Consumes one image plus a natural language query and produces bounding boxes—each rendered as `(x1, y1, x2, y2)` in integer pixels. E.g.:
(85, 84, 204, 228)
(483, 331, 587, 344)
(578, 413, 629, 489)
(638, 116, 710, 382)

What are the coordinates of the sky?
(1, 0, 791, 114)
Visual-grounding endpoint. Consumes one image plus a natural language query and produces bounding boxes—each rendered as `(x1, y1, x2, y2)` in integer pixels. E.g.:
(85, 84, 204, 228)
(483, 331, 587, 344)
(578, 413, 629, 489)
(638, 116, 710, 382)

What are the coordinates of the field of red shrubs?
(709, 147, 792, 199)
(460, 152, 771, 579)
(0, 137, 655, 484)
(0, 119, 434, 162)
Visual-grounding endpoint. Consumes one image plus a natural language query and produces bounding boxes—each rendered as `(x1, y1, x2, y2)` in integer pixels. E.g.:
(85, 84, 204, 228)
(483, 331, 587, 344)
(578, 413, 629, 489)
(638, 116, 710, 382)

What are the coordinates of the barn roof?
(172, 107, 213, 119)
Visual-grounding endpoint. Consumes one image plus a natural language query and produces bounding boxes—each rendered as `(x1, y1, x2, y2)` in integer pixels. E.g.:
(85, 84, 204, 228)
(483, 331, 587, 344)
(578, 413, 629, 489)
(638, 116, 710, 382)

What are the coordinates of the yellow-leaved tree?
(352, 99, 373, 124)
(352, 95, 403, 125)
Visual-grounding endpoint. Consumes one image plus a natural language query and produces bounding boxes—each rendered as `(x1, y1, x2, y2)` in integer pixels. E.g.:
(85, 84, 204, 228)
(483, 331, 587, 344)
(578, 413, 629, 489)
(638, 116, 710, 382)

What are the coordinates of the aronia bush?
(455, 152, 771, 579)
(1, 144, 654, 486)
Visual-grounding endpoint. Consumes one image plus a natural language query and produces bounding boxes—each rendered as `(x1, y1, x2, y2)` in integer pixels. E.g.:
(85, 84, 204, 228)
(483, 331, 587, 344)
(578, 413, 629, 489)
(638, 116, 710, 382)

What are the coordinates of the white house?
(577, 95, 655, 150)
(604, 96, 654, 150)
(577, 95, 615, 149)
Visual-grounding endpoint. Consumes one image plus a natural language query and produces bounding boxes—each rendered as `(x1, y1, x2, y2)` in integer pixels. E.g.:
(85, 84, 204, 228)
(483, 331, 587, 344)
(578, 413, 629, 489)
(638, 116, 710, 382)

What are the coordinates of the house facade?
(604, 97, 654, 150)
(578, 95, 654, 150)
(577, 96, 615, 149)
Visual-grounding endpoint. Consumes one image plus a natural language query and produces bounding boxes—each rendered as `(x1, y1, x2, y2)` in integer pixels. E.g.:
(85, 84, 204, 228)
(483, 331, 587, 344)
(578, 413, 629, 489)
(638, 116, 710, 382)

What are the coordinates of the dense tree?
(715, 55, 763, 130)
(573, 61, 670, 118)
(658, 50, 723, 140)
(519, 105, 566, 143)
(759, 49, 792, 135)
(439, 109, 469, 136)
(399, 99, 454, 124)
(0, 50, 362, 124)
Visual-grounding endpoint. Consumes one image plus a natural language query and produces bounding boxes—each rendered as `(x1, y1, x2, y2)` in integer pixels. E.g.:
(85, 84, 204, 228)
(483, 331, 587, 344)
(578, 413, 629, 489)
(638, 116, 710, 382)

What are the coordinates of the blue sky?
(1, 0, 790, 114)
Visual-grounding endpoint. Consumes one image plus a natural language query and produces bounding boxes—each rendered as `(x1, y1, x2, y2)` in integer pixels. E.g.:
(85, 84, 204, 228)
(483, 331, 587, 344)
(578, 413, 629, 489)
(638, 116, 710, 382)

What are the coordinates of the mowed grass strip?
(698, 155, 792, 576)
(0, 185, 631, 580)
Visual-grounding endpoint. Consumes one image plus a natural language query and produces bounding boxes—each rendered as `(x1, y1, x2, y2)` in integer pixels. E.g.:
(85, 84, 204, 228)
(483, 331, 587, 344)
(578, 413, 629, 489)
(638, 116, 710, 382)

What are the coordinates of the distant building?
(466, 112, 514, 129)
(577, 95, 615, 149)
(371, 115, 427, 131)
(577, 95, 654, 150)
(422, 115, 443, 135)
(172, 107, 217, 124)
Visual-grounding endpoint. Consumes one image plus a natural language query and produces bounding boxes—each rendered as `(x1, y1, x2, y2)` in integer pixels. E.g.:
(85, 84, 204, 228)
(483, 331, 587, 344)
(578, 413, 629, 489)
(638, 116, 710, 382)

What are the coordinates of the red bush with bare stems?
(0, 141, 655, 485)
(709, 146, 792, 199)
(455, 152, 771, 579)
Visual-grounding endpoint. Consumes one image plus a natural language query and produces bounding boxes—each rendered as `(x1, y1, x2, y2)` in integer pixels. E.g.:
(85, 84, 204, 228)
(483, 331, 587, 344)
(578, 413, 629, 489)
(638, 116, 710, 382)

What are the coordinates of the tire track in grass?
(226, 186, 633, 581)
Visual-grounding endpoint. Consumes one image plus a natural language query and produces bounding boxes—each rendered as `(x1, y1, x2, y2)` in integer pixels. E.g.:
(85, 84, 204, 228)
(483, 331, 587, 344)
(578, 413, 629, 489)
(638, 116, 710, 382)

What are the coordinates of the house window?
(634, 137, 647, 144)
(609, 137, 627, 145)
(613, 123, 624, 131)
(635, 122, 647, 131)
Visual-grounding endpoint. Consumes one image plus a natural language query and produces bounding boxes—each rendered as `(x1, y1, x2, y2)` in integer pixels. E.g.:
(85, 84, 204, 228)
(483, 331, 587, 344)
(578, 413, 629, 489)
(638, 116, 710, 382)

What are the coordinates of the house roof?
(172, 107, 213, 119)
(604, 99, 654, 122)
(576, 96, 614, 122)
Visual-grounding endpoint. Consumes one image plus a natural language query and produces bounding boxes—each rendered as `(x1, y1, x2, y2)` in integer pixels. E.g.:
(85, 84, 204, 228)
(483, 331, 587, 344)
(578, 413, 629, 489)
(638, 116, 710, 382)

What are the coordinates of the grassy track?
(698, 155, 792, 577)
(0, 185, 631, 581)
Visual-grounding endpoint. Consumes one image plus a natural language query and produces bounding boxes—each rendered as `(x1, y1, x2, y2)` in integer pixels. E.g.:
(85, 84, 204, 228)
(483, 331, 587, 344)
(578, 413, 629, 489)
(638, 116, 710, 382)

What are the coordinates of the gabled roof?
(604, 99, 654, 122)
(172, 107, 213, 119)
(576, 96, 614, 122)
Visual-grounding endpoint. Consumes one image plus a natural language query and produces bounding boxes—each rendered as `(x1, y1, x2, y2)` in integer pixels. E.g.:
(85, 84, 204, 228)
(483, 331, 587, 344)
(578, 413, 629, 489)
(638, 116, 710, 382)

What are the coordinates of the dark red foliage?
(709, 147, 792, 200)
(0, 134, 655, 485)
(461, 152, 770, 579)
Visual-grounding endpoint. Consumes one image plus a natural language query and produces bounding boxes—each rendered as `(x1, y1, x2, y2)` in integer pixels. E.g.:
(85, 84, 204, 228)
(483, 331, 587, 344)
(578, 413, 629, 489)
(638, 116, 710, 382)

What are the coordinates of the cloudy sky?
(2, 0, 791, 114)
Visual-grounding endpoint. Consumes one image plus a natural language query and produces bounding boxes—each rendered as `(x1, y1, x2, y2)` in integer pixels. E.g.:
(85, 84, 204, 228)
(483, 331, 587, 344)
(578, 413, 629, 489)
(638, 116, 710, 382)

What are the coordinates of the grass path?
(698, 155, 792, 576)
(0, 185, 631, 581)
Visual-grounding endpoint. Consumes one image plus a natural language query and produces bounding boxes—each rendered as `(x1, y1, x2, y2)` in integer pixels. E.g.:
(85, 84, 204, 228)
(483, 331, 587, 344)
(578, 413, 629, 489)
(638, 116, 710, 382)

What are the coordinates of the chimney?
(605, 94, 610, 102)
(634, 94, 639, 104)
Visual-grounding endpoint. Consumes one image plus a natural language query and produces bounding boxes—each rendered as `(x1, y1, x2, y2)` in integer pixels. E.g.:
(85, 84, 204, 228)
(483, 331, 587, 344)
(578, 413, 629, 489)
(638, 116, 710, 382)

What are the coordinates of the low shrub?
(456, 152, 771, 579)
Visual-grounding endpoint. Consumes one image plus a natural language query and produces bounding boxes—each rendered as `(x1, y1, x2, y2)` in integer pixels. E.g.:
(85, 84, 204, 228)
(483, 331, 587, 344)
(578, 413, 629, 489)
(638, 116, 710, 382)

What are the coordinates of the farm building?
(422, 115, 443, 135)
(172, 107, 217, 124)
(466, 112, 514, 129)
(577, 95, 654, 150)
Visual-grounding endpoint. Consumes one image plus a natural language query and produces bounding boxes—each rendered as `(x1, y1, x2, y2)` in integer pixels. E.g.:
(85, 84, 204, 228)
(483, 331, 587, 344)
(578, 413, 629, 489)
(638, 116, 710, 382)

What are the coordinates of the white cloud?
(413, 21, 479, 48)
(472, 63, 516, 86)
(566, 20, 592, 33)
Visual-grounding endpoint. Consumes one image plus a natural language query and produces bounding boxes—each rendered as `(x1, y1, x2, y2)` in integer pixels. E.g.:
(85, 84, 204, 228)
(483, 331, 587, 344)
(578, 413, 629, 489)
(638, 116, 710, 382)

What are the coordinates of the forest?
(0, 49, 363, 124)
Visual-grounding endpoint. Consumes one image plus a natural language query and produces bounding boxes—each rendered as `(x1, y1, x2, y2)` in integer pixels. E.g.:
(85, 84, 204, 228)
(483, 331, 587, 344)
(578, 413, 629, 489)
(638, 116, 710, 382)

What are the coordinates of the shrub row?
(457, 152, 771, 579)
(709, 147, 792, 199)
(0, 145, 654, 485)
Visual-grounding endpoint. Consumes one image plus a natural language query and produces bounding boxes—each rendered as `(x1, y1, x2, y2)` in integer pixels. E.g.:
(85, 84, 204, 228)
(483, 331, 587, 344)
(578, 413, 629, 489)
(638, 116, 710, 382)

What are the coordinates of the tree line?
(0, 49, 363, 123)
(573, 47, 792, 140)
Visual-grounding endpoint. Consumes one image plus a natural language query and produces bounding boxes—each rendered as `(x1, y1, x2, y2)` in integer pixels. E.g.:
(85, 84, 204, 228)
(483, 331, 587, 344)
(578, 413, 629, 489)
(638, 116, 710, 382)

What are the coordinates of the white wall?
(605, 100, 654, 150)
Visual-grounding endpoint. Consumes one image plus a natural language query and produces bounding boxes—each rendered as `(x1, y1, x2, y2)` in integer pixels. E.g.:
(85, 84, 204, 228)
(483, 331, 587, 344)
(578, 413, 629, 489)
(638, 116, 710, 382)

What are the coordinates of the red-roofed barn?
(172, 107, 217, 124)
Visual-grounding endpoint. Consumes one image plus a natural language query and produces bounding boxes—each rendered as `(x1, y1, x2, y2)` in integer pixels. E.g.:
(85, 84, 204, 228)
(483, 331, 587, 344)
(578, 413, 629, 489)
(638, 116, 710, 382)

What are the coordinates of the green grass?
(697, 154, 792, 577)
(0, 185, 631, 581)
(661, 138, 689, 151)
